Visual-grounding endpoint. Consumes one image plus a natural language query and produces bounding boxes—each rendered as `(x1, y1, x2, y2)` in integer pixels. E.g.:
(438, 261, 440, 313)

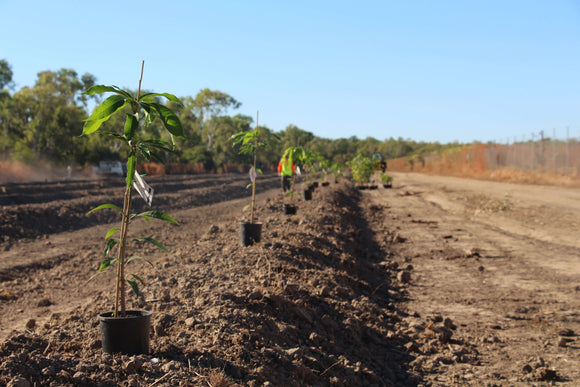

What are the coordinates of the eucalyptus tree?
(192, 88, 240, 151)
(0, 59, 13, 90)
(212, 114, 253, 167)
(0, 59, 13, 158)
(168, 95, 202, 162)
(10, 68, 97, 162)
(279, 124, 314, 151)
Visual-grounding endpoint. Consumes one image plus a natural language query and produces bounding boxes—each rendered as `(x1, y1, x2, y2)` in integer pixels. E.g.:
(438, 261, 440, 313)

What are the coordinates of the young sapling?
(82, 61, 184, 317)
(231, 112, 279, 224)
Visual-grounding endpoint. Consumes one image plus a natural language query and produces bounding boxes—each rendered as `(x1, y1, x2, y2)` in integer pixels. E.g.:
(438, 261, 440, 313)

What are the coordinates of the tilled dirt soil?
(0, 172, 578, 386)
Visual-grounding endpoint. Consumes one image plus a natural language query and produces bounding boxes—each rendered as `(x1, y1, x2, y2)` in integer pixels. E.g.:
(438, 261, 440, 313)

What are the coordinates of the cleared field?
(0, 172, 578, 385)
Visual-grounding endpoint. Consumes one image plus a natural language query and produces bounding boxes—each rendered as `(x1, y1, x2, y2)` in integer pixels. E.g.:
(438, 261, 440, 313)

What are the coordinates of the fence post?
(566, 126, 570, 175)
(530, 133, 535, 171)
(552, 128, 556, 173)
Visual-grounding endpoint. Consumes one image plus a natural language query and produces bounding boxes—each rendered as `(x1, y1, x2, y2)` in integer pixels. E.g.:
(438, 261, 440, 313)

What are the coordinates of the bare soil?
(0, 172, 578, 386)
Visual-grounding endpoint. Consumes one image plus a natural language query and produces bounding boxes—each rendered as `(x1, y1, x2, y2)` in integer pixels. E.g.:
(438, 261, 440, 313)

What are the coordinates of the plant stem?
(250, 165, 256, 224)
(290, 177, 295, 205)
(114, 181, 133, 317)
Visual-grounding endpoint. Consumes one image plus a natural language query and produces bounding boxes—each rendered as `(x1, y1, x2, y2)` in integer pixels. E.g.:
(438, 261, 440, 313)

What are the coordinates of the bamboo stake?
(250, 111, 258, 225)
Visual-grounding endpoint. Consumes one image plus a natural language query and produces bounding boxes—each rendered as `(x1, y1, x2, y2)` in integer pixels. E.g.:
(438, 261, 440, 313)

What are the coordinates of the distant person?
(277, 153, 295, 192)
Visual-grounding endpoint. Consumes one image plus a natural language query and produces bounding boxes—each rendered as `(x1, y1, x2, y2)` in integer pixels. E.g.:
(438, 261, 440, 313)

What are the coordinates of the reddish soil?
(0, 172, 578, 386)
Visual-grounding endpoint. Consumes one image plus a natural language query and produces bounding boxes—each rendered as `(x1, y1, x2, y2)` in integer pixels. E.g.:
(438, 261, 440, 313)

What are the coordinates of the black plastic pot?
(383, 182, 392, 188)
(321, 182, 330, 187)
(240, 222, 262, 246)
(99, 310, 152, 355)
(304, 189, 312, 201)
(284, 204, 297, 215)
(312, 181, 319, 188)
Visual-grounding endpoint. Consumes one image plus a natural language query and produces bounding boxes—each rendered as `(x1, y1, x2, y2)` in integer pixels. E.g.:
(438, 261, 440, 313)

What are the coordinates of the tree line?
(0, 59, 463, 172)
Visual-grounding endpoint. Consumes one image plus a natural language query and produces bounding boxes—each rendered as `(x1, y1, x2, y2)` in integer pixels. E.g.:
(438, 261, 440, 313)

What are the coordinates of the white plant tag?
(249, 167, 257, 182)
(133, 172, 154, 206)
(296, 166, 301, 176)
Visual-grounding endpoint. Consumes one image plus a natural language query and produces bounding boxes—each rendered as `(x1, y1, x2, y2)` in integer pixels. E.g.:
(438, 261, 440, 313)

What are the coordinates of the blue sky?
(2, 1, 579, 144)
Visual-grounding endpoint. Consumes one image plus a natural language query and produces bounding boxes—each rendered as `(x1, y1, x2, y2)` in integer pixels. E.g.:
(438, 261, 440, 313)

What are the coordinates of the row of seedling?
(81, 62, 391, 357)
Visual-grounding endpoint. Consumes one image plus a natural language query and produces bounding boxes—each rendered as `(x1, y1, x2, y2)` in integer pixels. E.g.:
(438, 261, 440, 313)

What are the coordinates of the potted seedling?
(309, 152, 324, 189)
(347, 154, 374, 189)
(380, 172, 393, 188)
(319, 159, 330, 186)
(281, 146, 304, 215)
(369, 154, 385, 189)
(331, 162, 344, 183)
(300, 150, 316, 199)
(82, 62, 184, 355)
(231, 113, 278, 246)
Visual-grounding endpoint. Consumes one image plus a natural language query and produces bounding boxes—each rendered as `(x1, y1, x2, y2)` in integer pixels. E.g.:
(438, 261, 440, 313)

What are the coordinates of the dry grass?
(207, 369, 232, 387)
(388, 158, 580, 188)
(483, 168, 580, 187)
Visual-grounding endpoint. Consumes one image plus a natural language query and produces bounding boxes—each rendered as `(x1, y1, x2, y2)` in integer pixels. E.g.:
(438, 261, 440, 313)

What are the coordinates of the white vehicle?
(94, 161, 125, 177)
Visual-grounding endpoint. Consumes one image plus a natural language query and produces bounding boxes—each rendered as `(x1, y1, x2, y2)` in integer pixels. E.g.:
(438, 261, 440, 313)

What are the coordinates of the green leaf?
(139, 101, 152, 115)
(135, 211, 179, 225)
(82, 94, 127, 135)
(105, 227, 119, 240)
(245, 183, 253, 189)
(83, 85, 133, 100)
(133, 237, 169, 252)
(124, 113, 138, 140)
(87, 203, 122, 215)
(149, 102, 184, 138)
(242, 204, 251, 212)
(84, 85, 118, 95)
(132, 213, 150, 224)
(127, 256, 154, 267)
(103, 237, 120, 258)
(126, 279, 140, 296)
(130, 273, 145, 285)
(148, 151, 166, 164)
(144, 110, 153, 126)
(140, 92, 183, 105)
(88, 270, 107, 282)
(256, 168, 263, 175)
(136, 144, 152, 161)
(230, 132, 246, 144)
(142, 139, 174, 152)
(97, 131, 129, 144)
(126, 154, 136, 188)
(97, 256, 116, 272)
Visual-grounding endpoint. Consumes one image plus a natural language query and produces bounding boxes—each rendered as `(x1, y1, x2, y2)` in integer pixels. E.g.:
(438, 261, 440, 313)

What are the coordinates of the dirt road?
(368, 172, 580, 385)
(0, 172, 578, 385)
